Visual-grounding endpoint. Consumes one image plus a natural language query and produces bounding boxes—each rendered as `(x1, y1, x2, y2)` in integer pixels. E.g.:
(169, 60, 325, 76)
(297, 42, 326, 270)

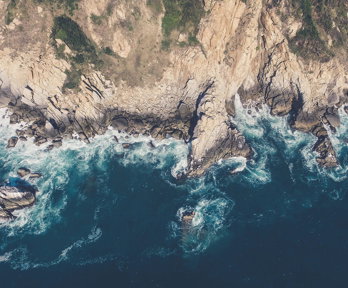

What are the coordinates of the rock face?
(0, 0, 348, 176)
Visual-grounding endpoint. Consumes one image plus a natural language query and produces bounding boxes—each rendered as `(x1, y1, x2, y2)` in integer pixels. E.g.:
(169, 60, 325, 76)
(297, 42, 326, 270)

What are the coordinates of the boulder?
(52, 138, 63, 148)
(325, 112, 340, 128)
(34, 136, 47, 146)
(111, 117, 128, 130)
(9, 113, 20, 124)
(7, 136, 18, 148)
(17, 167, 31, 178)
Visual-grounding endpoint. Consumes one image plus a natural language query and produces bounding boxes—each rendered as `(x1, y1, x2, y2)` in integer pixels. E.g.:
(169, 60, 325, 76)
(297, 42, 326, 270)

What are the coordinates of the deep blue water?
(1, 101, 348, 287)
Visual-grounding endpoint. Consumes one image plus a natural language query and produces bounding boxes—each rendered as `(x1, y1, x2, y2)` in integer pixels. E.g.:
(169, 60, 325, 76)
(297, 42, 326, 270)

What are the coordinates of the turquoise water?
(1, 102, 348, 287)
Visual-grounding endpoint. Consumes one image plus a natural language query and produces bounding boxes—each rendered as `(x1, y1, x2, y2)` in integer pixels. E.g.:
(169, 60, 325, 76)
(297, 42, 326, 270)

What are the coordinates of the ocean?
(1, 98, 348, 287)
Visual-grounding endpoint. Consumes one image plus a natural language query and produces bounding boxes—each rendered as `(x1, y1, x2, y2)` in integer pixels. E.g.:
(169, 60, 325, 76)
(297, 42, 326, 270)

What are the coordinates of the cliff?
(0, 0, 348, 177)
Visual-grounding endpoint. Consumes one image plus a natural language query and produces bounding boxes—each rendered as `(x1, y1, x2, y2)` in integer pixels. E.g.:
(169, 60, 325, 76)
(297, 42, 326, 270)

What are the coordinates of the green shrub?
(63, 67, 82, 91)
(91, 14, 104, 25)
(5, 0, 18, 25)
(52, 16, 95, 54)
(161, 0, 204, 48)
(35, 0, 79, 15)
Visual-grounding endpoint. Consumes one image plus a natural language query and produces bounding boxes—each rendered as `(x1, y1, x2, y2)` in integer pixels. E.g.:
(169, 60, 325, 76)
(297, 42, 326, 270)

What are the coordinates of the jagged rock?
(16, 129, 25, 136)
(45, 144, 54, 151)
(34, 136, 47, 146)
(52, 138, 63, 148)
(7, 136, 18, 148)
(17, 167, 31, 178)
(9, 113, 20, 124)
(312, 125, 328, 138)
(0, 186, 36, 211)
(324, 109, 340, 128)
(267, 90, 295, 116)
(313, 136, 338, 168)
(225, 98, 235, 117)
(344, 106, 348, 114)
(292, 111, 321, 133)
(148, 141, 156, 148)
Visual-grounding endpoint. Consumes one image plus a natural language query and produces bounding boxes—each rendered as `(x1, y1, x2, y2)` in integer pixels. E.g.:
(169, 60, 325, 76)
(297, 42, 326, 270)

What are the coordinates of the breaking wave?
(1, 95, 348, 270)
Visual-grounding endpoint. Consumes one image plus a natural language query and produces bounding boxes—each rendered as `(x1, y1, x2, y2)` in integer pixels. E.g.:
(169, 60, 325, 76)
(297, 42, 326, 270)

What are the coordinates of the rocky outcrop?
(0, 186, 36, 211)
(1, 0, 348, 176)
(0, 168, 40, 222)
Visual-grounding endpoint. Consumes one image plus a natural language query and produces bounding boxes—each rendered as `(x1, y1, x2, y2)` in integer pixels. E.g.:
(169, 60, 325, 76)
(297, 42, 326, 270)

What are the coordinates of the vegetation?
(90, 14, 104, 25)
(51, 16, 103, 90)
(5, 0, 18, 25)
(62, 67, 82, 91)
(102, 47, 116, 56)
(161, 0, 204, 49)
(285, 0, 348, 61)
(146, 0, 163, 14)
(52, 16, 95, 54)
(35, 0, 79, 15)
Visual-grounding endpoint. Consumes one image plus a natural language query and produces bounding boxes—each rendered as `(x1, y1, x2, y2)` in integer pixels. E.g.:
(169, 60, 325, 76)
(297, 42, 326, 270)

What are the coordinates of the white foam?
(173, 196, 234, 254)
(0, 109, 190, 235)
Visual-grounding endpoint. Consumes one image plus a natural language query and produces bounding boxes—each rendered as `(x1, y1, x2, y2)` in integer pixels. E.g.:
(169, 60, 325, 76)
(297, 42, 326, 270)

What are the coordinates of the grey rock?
(112, 117, 128, 130)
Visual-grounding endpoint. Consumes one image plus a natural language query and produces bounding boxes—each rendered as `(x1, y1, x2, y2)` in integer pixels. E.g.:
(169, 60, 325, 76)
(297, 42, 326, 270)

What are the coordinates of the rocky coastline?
(1, 0, 348, 177)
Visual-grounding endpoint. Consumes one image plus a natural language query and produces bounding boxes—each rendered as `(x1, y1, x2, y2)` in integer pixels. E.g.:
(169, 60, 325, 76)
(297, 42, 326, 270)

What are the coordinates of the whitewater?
(1, 96, 348, 286)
